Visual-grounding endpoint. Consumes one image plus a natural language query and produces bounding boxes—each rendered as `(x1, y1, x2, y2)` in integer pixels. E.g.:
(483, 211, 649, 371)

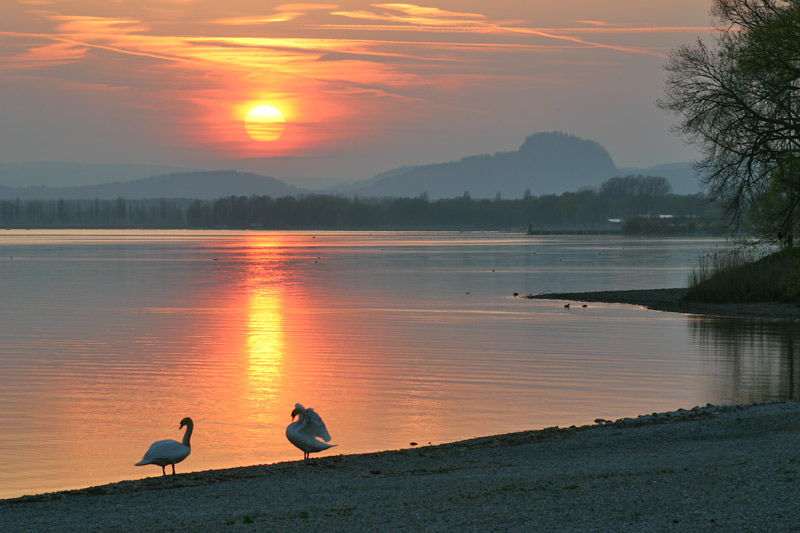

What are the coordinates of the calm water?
(1, 230, 799, 499)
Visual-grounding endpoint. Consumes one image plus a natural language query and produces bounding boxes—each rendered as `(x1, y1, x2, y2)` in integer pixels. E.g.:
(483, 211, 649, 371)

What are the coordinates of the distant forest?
(0, 176, 726, 235)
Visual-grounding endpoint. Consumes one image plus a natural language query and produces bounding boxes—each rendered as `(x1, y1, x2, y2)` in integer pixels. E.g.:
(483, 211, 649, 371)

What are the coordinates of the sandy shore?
(4, 290, 800, 531)
(2, 401, 800, 532)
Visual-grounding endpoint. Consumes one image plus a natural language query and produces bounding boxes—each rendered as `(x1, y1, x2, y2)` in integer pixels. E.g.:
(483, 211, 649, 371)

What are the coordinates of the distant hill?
(345, 132, 620, 199)
(322, 165, 418, 195)
(0, 171, 307, 200)
(0, 162, 193, 188)
(0, 134, 702, 201)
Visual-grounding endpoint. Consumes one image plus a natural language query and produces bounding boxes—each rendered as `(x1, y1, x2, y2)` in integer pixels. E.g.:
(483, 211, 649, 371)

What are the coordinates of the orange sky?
(0, 1, 716, 185)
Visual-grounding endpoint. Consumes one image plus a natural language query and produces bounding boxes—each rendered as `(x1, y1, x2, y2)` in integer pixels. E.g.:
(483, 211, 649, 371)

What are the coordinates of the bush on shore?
(685, 248, 800, 304)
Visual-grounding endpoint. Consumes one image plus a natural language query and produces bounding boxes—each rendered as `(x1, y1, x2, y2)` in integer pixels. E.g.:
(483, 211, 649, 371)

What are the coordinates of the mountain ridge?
(0, 133, 700, 200)
(340, 132, 620, 199)
(0, 162, 193, 188)
(0, 170, 307, 200)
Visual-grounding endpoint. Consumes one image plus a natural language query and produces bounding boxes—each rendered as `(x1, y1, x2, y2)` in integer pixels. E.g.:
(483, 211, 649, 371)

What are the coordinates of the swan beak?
(180, 421, 186, 429)
(291, 408, 299, 419)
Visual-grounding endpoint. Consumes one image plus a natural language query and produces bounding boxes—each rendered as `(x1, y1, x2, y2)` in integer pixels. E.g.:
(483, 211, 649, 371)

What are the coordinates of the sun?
(244, 105, 286, 142)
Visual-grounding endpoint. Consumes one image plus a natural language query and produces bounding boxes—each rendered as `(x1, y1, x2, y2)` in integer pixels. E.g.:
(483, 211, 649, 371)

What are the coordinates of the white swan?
(286, 403, 336, 459)
(135, 417, 193, 475)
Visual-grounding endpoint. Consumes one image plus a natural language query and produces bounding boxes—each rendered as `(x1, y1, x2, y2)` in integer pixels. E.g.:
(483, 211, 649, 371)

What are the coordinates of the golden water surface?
(1, 231, 797, 498)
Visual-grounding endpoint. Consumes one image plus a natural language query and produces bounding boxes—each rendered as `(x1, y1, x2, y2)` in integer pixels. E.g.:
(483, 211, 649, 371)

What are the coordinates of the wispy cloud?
(1, 39, 87, 70)
(2, 2, 713, 156)
(212, 4, 340, 26)
(332, 3, 487, 26)
(275, 3, 340, 11)
(5, 3, 712, 84)
(212, 13, 305, 26)
(325, 4, 705, 57)
(573, 20, 610, 27)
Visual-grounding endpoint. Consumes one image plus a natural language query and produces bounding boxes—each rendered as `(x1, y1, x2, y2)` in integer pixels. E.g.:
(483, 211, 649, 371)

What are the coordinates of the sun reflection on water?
(240, 236, 290, 431)
(245, 289, 284, 425)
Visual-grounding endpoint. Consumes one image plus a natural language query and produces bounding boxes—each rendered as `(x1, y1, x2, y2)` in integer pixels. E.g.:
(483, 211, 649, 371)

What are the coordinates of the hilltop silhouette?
(0, 162, 191, 187)
(0, 132, 699, 200)
(0, 170, 306, 200)
(342, 132, 620, 199)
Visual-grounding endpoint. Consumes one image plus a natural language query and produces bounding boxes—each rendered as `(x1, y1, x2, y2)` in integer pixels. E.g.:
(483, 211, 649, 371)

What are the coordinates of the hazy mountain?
(0, 133, 702, 201)
(0, 162, 193, 188)
(0, 171, 307, 200)
(344, 132, 620, 199)
(322, 165, 418, 195)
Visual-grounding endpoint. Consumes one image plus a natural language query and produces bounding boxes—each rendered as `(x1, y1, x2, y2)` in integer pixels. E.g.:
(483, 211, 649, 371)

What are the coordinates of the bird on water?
(286, 403, 336, 459)
(135, 417, 193, 475)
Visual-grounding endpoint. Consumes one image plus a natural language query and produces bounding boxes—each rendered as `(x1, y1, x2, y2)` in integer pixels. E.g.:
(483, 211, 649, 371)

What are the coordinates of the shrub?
(685, 248, 800, 303)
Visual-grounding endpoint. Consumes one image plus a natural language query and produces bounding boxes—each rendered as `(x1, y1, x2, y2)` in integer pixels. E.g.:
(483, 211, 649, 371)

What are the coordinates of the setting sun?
(244, 105, 286, 142)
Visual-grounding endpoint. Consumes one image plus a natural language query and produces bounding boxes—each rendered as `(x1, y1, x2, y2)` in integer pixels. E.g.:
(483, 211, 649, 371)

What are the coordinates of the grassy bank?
(685, 247, 800, 304)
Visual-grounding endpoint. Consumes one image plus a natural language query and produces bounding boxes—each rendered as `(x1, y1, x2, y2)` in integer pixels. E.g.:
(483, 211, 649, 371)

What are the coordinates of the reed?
(685, 247, 800, 303)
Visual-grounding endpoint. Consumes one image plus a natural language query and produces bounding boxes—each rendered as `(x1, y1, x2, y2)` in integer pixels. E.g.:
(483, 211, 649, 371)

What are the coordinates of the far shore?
(525, 287, 800, 320)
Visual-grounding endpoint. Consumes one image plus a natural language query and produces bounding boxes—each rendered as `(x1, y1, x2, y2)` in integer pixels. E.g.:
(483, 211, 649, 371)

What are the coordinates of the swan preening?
(286, 403, 336, 459)
(135, 417, 193, 475)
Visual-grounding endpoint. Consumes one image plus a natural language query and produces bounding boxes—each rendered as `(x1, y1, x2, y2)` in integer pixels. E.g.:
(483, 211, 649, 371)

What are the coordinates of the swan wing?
(287, 422, 336, 453)
(136, 438, 190, 465)
(302, 407, 332, 442)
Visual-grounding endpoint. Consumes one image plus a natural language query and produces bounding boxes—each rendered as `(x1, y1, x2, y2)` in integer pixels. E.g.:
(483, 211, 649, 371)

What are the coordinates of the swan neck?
(182, 421, 193, 447)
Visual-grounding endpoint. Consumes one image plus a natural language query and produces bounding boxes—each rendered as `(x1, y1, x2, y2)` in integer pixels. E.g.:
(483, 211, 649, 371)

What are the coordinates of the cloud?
(212, 4, 340, 26)
(211, 13, 305, 26)
(332, 3, 487, 27)
(274, 3, 339, 11)
(1, 2, 714, 159)
(6, 3, 712, 85)
(322, 3, 710, 58)
(370, 3, 486, 21)
(0, 37, 87, 71)
(573, 20, 610, 27)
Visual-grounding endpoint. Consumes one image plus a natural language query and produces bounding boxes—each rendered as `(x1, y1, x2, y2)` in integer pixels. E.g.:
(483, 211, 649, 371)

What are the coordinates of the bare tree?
(600, 176, 672, 198)
(659, 0, 800, 245)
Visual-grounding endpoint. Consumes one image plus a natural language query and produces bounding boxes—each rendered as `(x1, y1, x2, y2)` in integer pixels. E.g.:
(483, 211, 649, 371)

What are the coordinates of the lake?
(1, 230, 798, 499)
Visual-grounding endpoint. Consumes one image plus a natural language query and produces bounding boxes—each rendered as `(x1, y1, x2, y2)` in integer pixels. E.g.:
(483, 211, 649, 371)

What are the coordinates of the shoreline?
(524, 287, 800, 320)
(3, 401, 800, 531)
(4, 290, 800, 531)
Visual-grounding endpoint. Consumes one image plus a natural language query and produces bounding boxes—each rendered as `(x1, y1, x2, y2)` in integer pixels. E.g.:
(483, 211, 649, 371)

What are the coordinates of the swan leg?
(161, 465, 166, 476)
(171, 464, 176, 475)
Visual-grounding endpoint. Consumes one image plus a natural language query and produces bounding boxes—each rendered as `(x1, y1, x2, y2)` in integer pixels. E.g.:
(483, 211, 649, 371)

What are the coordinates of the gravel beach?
(3, 290, 800, 532)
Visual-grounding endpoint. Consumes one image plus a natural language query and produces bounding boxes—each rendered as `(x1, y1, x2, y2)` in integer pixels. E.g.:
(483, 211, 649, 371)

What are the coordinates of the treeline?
(0, 198, 189, 228)
(186, 190, 719, 232)
(0, 176, 724, 233)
